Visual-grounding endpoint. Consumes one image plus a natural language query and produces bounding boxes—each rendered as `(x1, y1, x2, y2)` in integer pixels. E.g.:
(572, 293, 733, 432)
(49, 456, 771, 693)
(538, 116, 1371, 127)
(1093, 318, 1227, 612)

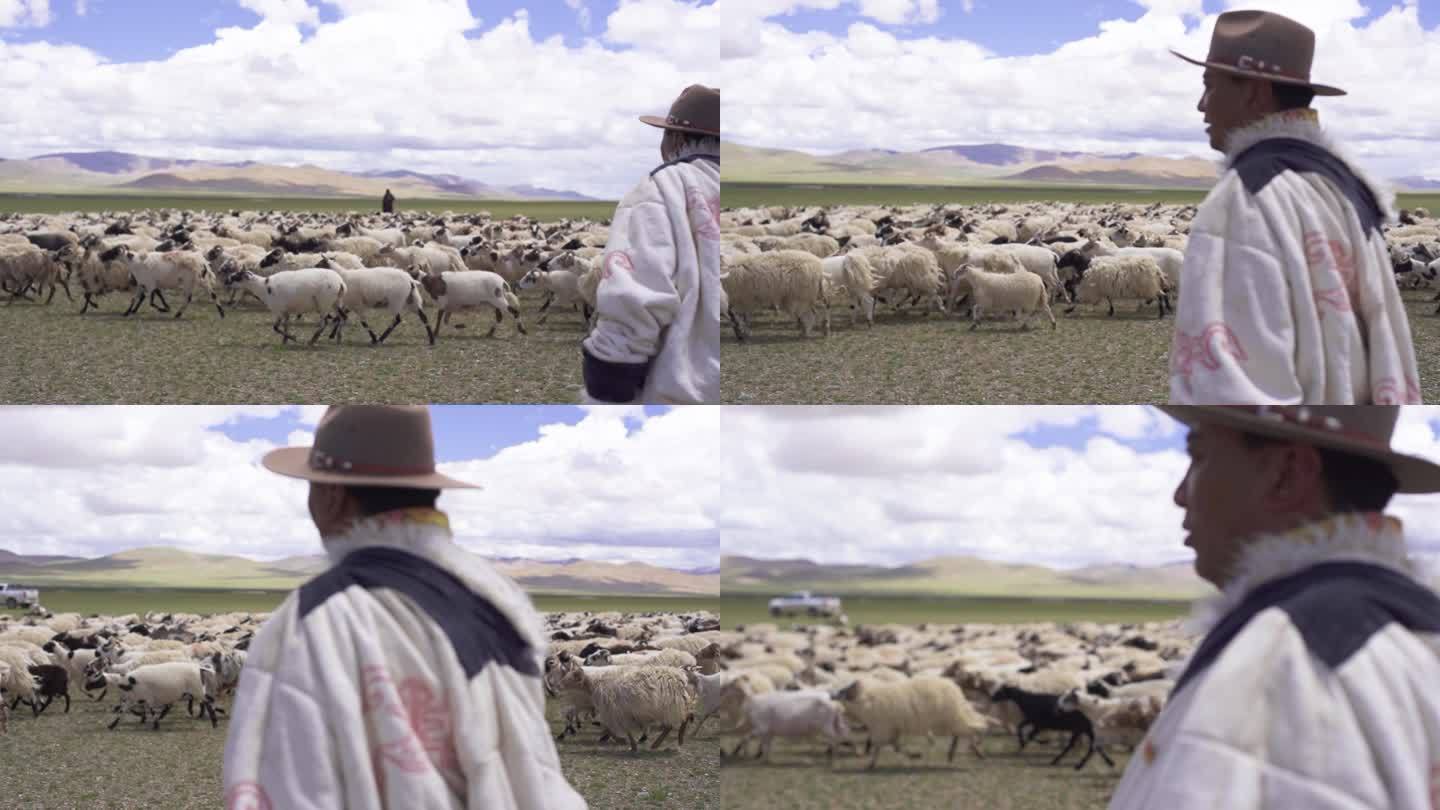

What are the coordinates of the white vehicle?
(0, 583, 39, 609)
(768, 591, 842, 617)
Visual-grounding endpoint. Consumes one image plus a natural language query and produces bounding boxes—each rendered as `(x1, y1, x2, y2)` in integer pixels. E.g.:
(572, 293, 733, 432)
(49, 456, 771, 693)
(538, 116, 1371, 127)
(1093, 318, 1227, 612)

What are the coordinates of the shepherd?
(381, 188, 395, 214)
(1166, 11, 1421, 404)
(221, 405, 586, 810)
(580, 84, 720, 404)
(1109, 406, 1440, 808)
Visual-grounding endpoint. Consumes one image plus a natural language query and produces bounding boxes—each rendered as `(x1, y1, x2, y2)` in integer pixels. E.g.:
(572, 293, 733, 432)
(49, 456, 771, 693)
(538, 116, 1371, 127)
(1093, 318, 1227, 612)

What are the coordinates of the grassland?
(0, 588, 719, 619)
(720, 593, 1190, 629)
(0, 669, 717, 810)
(721, 732, 1129, 810)
(722, 286, 1440, 404)
(722, 181, 1440, 212)
(0, 193, 616, 220)
(0, 285, 594, 403)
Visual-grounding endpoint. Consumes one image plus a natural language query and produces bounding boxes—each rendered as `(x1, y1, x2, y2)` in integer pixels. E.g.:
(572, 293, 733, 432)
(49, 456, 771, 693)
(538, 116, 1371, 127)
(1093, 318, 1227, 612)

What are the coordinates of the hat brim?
(261, 447, 481, 490)
(639, 115, 719, 137)
(1156, 406, 1440, 494)
(1170, 49, 1346, 96)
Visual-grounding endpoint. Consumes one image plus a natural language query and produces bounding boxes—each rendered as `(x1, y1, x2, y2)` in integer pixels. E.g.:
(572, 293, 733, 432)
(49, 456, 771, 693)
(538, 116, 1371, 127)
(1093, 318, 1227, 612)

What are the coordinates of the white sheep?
(0, 244, 70, 304)
(312, 257, 430, 345)
(416, 268, 526, 341)
(554, 663, 693, 752)
(819, 252, 877, 327)
(105, 661, 218, 730)
(1064, 255, 1170, 318)
(1079, 241, 1184, 295)
(953, 264, 1056, 331)
(854, 244, 947, 315)
(1058, 688, 1164, 753)
(110, 247, 225, 320)
(584, 648, 697, 669)
(219, 265, 348, 346)
(721, 249, 831, 341)
(518, 265, 590, 326)
(725, 687, 852, 763)
(832, 676, 990, 769)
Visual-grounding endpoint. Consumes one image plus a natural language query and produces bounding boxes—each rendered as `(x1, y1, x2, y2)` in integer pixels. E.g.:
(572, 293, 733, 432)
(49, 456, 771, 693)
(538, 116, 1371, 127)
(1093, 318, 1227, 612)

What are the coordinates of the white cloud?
(722, 3, 1440, 180)
(72, 0, 85, 17)
(719, 406, 1440, 572)
(0, 1, 717, 198)
(0, 406, 719, 571)
(0, 0, 50, 27)
(565, 0, 592, 31)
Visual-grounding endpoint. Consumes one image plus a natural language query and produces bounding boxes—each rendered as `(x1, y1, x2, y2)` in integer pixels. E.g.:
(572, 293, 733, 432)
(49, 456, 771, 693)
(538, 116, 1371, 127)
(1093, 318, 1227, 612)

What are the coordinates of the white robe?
(221, 514, 587, 810)
(581, 142, 720, 405)
(1168, 112, 1422, 404)
(1109, 513, 1440, 809)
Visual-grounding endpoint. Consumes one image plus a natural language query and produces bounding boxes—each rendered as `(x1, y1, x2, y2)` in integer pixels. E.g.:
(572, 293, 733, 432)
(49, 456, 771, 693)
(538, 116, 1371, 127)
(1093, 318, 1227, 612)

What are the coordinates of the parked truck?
(0, 583, 39, 609)
(768, 591, 842, 617)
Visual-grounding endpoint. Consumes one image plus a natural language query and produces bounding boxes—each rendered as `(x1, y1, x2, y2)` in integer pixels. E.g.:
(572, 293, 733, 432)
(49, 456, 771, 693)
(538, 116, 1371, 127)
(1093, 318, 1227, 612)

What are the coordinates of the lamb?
(1058, 688, 1163, 757)
(518, 264, 591, 326)
(831, 676, 990, 769)
(952, 264, 1056, 331)
(819, 252, 877, 327)
(990, 684, 1113, 770)
(103, 661, 219, 730)
(312, 256, 430, 345)
(41, 642, 104, 701)
(416, 268, 526, 342)
(687, 667, 774, 737)
(22, 664, 70, 715)
(724, 687, 852, 763)
(554, 662, 693, 752)
(721, 249, 831, 341)
(1062, 254, 1171, 318)
(219, 265, 348, 346)
(111, 247, 225, 320)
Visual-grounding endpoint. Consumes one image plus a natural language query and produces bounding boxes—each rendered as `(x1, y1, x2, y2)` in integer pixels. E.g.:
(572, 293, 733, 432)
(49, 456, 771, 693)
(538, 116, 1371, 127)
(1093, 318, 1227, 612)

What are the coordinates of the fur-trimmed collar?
(321, 508, 454, 565)
(1220, 110, 1397, 224)
(1185, 512, 1422, 638)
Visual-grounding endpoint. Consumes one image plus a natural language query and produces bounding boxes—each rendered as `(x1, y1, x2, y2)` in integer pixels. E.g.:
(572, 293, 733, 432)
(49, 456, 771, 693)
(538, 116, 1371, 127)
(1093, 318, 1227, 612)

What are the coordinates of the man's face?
(1173, 424, 1275, 586)
(1199, 70, 1268, 152)
(308, 482, 356, 539)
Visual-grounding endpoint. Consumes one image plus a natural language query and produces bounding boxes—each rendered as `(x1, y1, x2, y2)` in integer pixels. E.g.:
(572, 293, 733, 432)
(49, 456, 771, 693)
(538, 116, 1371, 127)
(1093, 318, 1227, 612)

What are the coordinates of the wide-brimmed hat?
(1171, 10, 1345, 97)
(262, 405, 479, 490)
(639, 84, 719, 137)
(1157, 406, 1440, 494)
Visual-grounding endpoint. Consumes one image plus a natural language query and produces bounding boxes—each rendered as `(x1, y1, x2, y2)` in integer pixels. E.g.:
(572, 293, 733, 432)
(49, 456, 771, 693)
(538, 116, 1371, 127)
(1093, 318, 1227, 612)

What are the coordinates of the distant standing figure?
(580, 84, 720, 404)
(221, 406, 586, 810)
(382, 188, 395, 214)
(1166, 11, 1420, 404)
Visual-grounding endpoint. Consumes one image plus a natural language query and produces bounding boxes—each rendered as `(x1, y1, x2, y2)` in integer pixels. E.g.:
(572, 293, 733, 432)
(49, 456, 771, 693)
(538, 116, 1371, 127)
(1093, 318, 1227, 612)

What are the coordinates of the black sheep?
(990, 685, 1114, 770)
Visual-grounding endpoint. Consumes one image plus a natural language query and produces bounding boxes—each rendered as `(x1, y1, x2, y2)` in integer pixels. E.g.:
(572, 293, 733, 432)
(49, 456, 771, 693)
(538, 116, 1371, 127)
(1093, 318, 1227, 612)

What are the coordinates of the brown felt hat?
(1157, 406, 1440, 494)
(640, 84, 719, 137)
(262, 405, 479, 490)
(1171, 10, 1345, 97)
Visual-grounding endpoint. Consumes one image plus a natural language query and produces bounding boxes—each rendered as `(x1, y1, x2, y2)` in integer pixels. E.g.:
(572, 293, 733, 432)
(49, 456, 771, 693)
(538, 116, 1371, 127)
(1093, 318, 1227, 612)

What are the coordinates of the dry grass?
(0, 670, 717, 809)
(721, 730, 1130, 810)
(722, 288, 1440, 404)
(0, 286, 596, 404)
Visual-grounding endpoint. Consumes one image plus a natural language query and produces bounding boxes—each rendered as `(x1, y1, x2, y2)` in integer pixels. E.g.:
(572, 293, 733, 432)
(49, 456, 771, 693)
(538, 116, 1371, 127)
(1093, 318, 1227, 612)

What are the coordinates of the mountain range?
(0, 151, 595, 201)
(722, 553, 1214, 600)
(725, 141, 1440, 192)
(0, 546, 716, 596)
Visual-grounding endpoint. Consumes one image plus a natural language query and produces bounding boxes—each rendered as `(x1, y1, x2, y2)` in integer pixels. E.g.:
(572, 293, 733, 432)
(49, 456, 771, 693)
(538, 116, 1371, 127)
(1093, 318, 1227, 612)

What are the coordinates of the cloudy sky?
(721, 0, 1440, 181)
(0, 0, 718, 198)
(0, 405, 721, 571)
(719, 406, 1440, 573)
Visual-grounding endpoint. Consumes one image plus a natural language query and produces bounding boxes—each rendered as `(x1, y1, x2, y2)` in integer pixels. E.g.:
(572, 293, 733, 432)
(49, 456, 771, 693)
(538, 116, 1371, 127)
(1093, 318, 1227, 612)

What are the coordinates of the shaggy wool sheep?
(721, 249, 830, 340)
(832, 676, 990, 769)
(953, 265, 1056, 331)
(555, 662, 693, 752)
(819, 252, 877, 328)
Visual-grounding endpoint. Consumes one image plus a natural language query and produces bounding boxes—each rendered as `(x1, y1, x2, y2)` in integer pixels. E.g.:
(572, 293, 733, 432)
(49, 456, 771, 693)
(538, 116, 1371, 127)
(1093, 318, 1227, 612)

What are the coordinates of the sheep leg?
(626, 733, 639, 753)
(61, 692, 70, 714)
(509, 305, 527, 335)
(729, 738, 748, 758)
(35, 696, 50, 716)
(273, 316, 295, 344)
(357, 316, 381, 344)
(948, 735, 961, 763)
(211, 289, 225, 319)
(1016, 722, 1031, 751)
(969, 301, 983, 331)
(1073, 732, 1099, 771)
(729, 309, 746, 342)
(79, 292, 95, 314)
(203, 697, 218, 728)
(375, 314, 403, 344)
(1106, 299, 1115, 317)
(537, 294, 552, 324)
(649, 726, 672, 750)
(152, 703, 171, 730)
(173, 289, 194, 319)
(1049, 730, 1082, 766)
(428, 311, 444, 344)
(308, 315, 330, 346)
(151, 289, 171, 312)
(124, 289, 145, 316)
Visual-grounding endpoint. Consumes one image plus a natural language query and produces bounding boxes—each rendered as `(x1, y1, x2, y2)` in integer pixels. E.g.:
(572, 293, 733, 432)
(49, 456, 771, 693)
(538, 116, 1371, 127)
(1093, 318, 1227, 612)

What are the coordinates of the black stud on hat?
(639, 85, 719, 137)
(1171, 9, 1345, 96)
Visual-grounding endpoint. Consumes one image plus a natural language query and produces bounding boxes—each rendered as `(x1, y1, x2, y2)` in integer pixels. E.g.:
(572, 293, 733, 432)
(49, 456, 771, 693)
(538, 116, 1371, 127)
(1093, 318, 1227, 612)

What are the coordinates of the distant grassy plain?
(0, 588, 720, 618)
(0, 193, 616, 219)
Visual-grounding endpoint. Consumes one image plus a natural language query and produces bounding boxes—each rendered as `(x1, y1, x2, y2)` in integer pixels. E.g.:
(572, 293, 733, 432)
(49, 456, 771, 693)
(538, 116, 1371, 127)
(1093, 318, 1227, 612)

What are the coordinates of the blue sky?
(215, 405, 667, 462)
(2, 1, 634, 62)
(764, 1, 1440, 57)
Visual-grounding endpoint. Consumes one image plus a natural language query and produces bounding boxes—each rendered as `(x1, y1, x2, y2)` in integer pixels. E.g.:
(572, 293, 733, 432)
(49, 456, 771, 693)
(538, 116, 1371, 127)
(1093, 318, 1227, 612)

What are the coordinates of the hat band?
(1220, 405, 1391, 450)
(1215, 53, 1305, 82)
(310, 448, 435, 476)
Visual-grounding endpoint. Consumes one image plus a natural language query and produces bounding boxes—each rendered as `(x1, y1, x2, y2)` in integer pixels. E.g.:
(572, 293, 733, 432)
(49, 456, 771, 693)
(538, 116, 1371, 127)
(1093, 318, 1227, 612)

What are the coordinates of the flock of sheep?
(720, 200, 1440, 339)
(0, 208, 613, 345)
(688, 618, 1193, 772)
